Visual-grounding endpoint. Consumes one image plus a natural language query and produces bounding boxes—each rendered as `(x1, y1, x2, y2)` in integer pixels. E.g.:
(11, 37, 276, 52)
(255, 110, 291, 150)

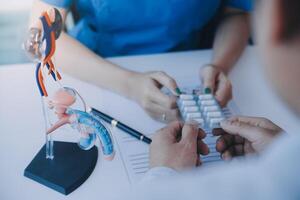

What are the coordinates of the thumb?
(180, 121, 199, 145)
(220, 120, 269, 142)
(164, 121, 184, 140)
(150, 71, 180, 95)
(201, 66, 217, 94)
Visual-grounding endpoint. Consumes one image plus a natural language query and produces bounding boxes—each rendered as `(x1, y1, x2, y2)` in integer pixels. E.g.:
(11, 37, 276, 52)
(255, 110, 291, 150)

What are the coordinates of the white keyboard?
(177, 92, 228, 164)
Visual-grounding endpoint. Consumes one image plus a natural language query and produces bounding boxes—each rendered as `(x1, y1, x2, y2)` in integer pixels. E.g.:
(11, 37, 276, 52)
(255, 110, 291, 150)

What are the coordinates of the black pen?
(89, 107, 152, 144)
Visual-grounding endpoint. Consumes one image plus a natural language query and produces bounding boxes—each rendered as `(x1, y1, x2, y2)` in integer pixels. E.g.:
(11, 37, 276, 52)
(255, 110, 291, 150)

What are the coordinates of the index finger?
(149, 71, 180, 95)
(180, 122, 199, 145)
(215, 74, 232, 107)
(227, 116, 281, 131)
(200, 66, 217, 94)
(151, 87, 178, 109)
(220, 120, 269, 142)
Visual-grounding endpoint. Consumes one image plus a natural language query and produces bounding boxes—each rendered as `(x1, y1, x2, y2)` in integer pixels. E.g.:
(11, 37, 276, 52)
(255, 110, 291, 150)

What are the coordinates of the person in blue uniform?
(30, 0, 252, 122)
(127, 0, 300, 199)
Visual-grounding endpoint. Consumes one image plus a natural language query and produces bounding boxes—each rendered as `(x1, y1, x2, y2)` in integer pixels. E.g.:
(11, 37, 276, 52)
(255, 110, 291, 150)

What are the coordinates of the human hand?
(214, 116, 283, 160)
(128, 71, 181, 123)
(200, 64, 232, 107)
(149, 121, 209, 171)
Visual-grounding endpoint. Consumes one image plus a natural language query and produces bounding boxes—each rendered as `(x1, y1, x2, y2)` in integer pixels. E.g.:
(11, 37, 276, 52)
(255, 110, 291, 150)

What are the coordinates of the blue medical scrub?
(43, 0, 252, 57)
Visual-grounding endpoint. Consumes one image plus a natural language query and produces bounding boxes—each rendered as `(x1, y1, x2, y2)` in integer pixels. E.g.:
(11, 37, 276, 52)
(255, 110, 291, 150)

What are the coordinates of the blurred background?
(0, 0, 34, 64)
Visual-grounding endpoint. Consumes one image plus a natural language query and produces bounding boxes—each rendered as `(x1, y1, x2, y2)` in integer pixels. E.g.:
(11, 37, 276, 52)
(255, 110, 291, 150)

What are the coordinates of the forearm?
(55, 33, 134, 98)
(212, 10, 251, 74)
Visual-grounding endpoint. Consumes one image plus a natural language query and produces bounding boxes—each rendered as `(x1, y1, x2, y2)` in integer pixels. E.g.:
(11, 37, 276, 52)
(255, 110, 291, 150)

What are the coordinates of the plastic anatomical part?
(47, 88, 115, 160)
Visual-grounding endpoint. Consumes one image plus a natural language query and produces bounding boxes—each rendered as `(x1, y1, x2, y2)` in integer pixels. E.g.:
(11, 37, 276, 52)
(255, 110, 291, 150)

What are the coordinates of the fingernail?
(175, 88, 182, 95)
(204, 87, 211, 94)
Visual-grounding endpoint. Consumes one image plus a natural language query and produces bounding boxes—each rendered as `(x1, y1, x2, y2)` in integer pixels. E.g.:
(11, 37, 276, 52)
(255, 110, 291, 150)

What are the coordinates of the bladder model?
(24, 8, 115, 160)
(22, 8, 115, 195)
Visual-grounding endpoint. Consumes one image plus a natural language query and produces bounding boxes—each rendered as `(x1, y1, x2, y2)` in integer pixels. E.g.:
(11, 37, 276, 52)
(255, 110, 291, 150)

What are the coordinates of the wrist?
(123, 70, 140, 101)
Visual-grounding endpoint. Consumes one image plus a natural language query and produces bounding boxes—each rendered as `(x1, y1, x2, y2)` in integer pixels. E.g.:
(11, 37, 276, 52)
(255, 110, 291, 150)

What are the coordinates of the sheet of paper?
(112, 87, 241, 184)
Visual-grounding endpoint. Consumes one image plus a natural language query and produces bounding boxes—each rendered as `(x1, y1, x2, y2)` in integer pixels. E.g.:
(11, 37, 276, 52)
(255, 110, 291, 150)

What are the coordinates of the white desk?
(0, 46, 299, 200)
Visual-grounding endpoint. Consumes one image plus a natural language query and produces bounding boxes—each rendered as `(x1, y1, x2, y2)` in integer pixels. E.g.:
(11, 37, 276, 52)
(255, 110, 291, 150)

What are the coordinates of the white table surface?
(0, 46, 299, 200)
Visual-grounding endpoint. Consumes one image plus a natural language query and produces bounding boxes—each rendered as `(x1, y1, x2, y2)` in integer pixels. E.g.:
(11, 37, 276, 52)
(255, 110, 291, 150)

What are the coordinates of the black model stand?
(24, 141, 98, 195)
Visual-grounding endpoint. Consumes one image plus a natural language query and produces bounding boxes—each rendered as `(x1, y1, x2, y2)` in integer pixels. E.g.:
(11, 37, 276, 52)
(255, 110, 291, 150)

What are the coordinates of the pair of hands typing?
(150, 116, 283, 171)
(128, 65, 231, 122)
